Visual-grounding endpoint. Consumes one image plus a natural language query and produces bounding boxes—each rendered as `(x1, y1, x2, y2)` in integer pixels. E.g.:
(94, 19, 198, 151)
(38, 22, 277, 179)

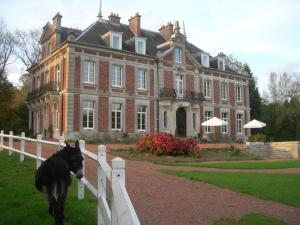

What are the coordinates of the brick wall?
(150, 69, 154, 96)
(50, 66, 54, 82)
(213, 80, 220, 103)
(186, 74, 194, 91)
(150, 101, 155, 132)
(98, 96, 108, 132)
(164, 71, 173, 89)
(48, 104, 52, 128)
(99, 60, 109, 92)
(126, 99, 135, 133)
(230, 109, 235, 137)
(74, 56, 81, 89)
(126, 65, 135, 95)
(73, 94, 80, 132)
(229, 82, 235, 106)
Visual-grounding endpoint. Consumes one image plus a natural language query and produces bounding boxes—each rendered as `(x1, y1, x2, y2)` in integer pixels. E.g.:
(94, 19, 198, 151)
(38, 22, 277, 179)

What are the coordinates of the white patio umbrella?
(243, 119, 266, 129)
(201, 117, 228, 126)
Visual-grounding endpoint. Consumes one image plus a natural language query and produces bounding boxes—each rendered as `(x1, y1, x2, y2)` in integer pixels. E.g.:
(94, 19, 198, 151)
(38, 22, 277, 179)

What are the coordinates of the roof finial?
(174, 21, 180, 33)
(182, 20, 186, 37)
(97, 0, 103, 19)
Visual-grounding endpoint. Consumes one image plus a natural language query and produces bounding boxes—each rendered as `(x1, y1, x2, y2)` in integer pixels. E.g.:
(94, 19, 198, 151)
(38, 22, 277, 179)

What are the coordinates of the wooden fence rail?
(0, 130, 141, 225)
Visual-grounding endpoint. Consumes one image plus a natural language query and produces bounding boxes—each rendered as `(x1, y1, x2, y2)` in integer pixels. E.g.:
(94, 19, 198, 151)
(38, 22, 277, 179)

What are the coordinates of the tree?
(0, 20, 15, 78)
(14, 29, 41, 70)
(225, 54, 245, 74)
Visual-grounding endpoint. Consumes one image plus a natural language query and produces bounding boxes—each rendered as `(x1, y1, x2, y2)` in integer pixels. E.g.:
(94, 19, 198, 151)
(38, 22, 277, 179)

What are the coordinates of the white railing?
(0, 130, 141, 225)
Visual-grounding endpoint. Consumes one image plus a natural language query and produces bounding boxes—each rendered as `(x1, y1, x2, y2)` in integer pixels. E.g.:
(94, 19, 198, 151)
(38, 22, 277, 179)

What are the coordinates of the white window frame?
(204, 111, 212, 133)
(137, 69, 147, 90)
(192, 113, 196, 130)
(44, 106, 48, 129)
(111, 33, 122, 50)
(218, 58, 225, 71)
(55, 64, 60, 83)
(175, 74, 184, 98)
(236, 85, 242, 102)
(201, 53, 210, 67)
(221, 112, 228, 133)
(112, 103, 122, 130)
(221, 82, 228, 100)
(82, 101, 94, 129)
(174, 48, 182, 63)
(37, 76, 40, 89)
(47, 41, 51, 56)
(112, 65, 123, 87)
(137, 105, 147, 131)
(135, 37, 146, 55)
(83, 61, 95, 84)
(237, 113, 243, 134)
(204, 80, 211, 98)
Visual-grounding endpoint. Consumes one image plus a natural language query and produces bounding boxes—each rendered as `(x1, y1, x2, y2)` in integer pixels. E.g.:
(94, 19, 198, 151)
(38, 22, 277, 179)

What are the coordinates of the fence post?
(97, 145, 107, 225)
(36, 134, 42, 169)
(9, 131, 13, 156)
(20, 132, 25, 162)
(0, 130, 3, 150)
(78, 140, 85, 200)
(111, 157, 125, 225)
(58, 136, 65, 150)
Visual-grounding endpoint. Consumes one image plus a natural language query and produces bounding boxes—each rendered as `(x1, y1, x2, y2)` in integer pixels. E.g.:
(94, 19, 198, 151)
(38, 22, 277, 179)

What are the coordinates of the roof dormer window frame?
(110, 31, 123, 50)
(135, 37, 147, 55)
(174, 47, 182, 64)
(218, 58, 225, 71)
(201, 53, 210, 68)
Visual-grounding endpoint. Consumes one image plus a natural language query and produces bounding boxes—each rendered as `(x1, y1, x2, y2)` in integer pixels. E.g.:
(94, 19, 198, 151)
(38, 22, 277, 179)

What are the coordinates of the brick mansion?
(27, 8, 250, 140)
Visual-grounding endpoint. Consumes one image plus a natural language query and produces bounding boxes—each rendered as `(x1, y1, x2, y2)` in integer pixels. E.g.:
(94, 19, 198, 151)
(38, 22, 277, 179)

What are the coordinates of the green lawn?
(161, 170, 300, 208)
(0, 151, 97, 225)
(161, 160, 300, 169)
(213, 213, 290, 225)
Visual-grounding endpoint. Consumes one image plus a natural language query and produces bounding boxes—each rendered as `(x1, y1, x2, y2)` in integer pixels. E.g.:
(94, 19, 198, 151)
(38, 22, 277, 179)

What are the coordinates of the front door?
(176, 107, 186, 137)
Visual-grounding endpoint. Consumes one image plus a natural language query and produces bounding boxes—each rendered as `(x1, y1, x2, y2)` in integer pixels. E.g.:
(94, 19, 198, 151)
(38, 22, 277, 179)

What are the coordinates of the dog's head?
(64, 140, 84, 179)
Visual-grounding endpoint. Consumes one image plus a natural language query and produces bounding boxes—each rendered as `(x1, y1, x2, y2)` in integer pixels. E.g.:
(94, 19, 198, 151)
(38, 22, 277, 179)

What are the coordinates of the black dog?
(35, 140, 84, 225)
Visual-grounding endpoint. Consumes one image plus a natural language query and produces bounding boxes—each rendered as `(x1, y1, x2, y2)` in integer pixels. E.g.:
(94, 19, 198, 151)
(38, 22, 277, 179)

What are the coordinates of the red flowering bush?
(136, 133, 200, 157)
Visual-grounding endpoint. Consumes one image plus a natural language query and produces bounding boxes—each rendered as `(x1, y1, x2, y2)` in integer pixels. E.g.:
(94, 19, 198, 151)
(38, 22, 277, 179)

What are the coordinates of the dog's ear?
(65, 141, 70, 147)
(75, 140, 79, 148)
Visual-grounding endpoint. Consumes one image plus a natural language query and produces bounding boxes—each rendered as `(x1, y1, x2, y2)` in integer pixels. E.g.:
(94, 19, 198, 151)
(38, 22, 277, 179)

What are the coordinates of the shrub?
(248, 133, 267, 142)
(136, 133, 199, 156)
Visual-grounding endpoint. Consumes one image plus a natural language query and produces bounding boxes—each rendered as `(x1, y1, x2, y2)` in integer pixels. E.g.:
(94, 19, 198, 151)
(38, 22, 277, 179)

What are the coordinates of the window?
(83, 61, 95, 84)
(201, 53, 209, 67)
(221, 83, 228, 100)
(237, 114, 243, 134)
(137, 106, 147, 131)
(37, 76, 40, 88)
(44, 71, 49, 84)
(54, 103, 59, 130)
(192, 113, 196, 130)
(137, 69, 147, 90)
(218, 59, 225, 71)
(221, 112, 228, 133)
(47, 41, 51, 56)
(204, 111, 212, 133)
(174, 48, 182, 63)
(163, 111, 167, 128)
(204, 80, 211, 98)
(55, 64, 60, 83)
(82, 101, 94, 129)
(175, 74, 184, 98)
(112, 65, 122, 87)
(44, 107, 48, 129)
(236, 86, 242, 102)
(112, 103, 122, 130)
(135, 38, 146, 54)
(112, 34, 121, 50)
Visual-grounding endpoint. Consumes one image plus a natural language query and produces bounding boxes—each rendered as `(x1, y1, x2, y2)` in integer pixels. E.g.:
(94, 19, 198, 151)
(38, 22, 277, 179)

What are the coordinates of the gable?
(40, 24, 55, 44)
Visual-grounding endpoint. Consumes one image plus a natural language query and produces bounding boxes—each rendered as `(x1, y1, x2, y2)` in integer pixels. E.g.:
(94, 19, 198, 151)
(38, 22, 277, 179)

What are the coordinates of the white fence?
(0, 130, 141, 225)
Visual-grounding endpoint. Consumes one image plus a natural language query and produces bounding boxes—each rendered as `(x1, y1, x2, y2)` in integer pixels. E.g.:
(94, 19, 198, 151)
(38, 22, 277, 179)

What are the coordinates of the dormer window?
(135, 37, 146, 55)
(47, 41, 51, 56)
(174, 48, 182, 63)
(111, 33, 122, 50)
(201, 53, 210, 67)
(218, 58, 225, 71)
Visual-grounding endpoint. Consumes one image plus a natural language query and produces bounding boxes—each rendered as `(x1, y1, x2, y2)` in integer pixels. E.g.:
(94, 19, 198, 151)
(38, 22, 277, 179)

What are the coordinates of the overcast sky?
(1, 0, 299, 94)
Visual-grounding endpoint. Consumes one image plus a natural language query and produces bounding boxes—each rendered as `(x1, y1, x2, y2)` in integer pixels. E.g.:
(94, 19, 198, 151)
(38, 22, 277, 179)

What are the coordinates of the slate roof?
(65, 19, 243, 75)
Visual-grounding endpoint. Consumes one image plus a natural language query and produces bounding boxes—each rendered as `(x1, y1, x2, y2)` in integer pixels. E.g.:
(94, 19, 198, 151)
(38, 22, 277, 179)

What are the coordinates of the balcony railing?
(27, 81, 60, 101)
(159, 88, 205, 102)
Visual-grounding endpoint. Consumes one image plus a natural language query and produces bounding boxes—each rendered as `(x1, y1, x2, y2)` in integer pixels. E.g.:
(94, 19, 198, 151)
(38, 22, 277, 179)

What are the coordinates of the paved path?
(2, 140, 300, 225)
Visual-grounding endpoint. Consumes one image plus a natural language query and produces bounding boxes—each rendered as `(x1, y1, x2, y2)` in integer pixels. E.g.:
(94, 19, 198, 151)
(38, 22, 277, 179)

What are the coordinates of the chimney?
(52, 12, 62, 30)
(108, 13, 121, 26)
(129, 13, 141, 36)
(159, 22, 174, 41)
(217, 52, 226, 57)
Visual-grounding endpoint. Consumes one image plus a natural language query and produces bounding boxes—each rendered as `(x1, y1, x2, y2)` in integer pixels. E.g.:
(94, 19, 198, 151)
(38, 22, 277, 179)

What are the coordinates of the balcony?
(27, 81, 60, 101)
(159, 88, 205, 102)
